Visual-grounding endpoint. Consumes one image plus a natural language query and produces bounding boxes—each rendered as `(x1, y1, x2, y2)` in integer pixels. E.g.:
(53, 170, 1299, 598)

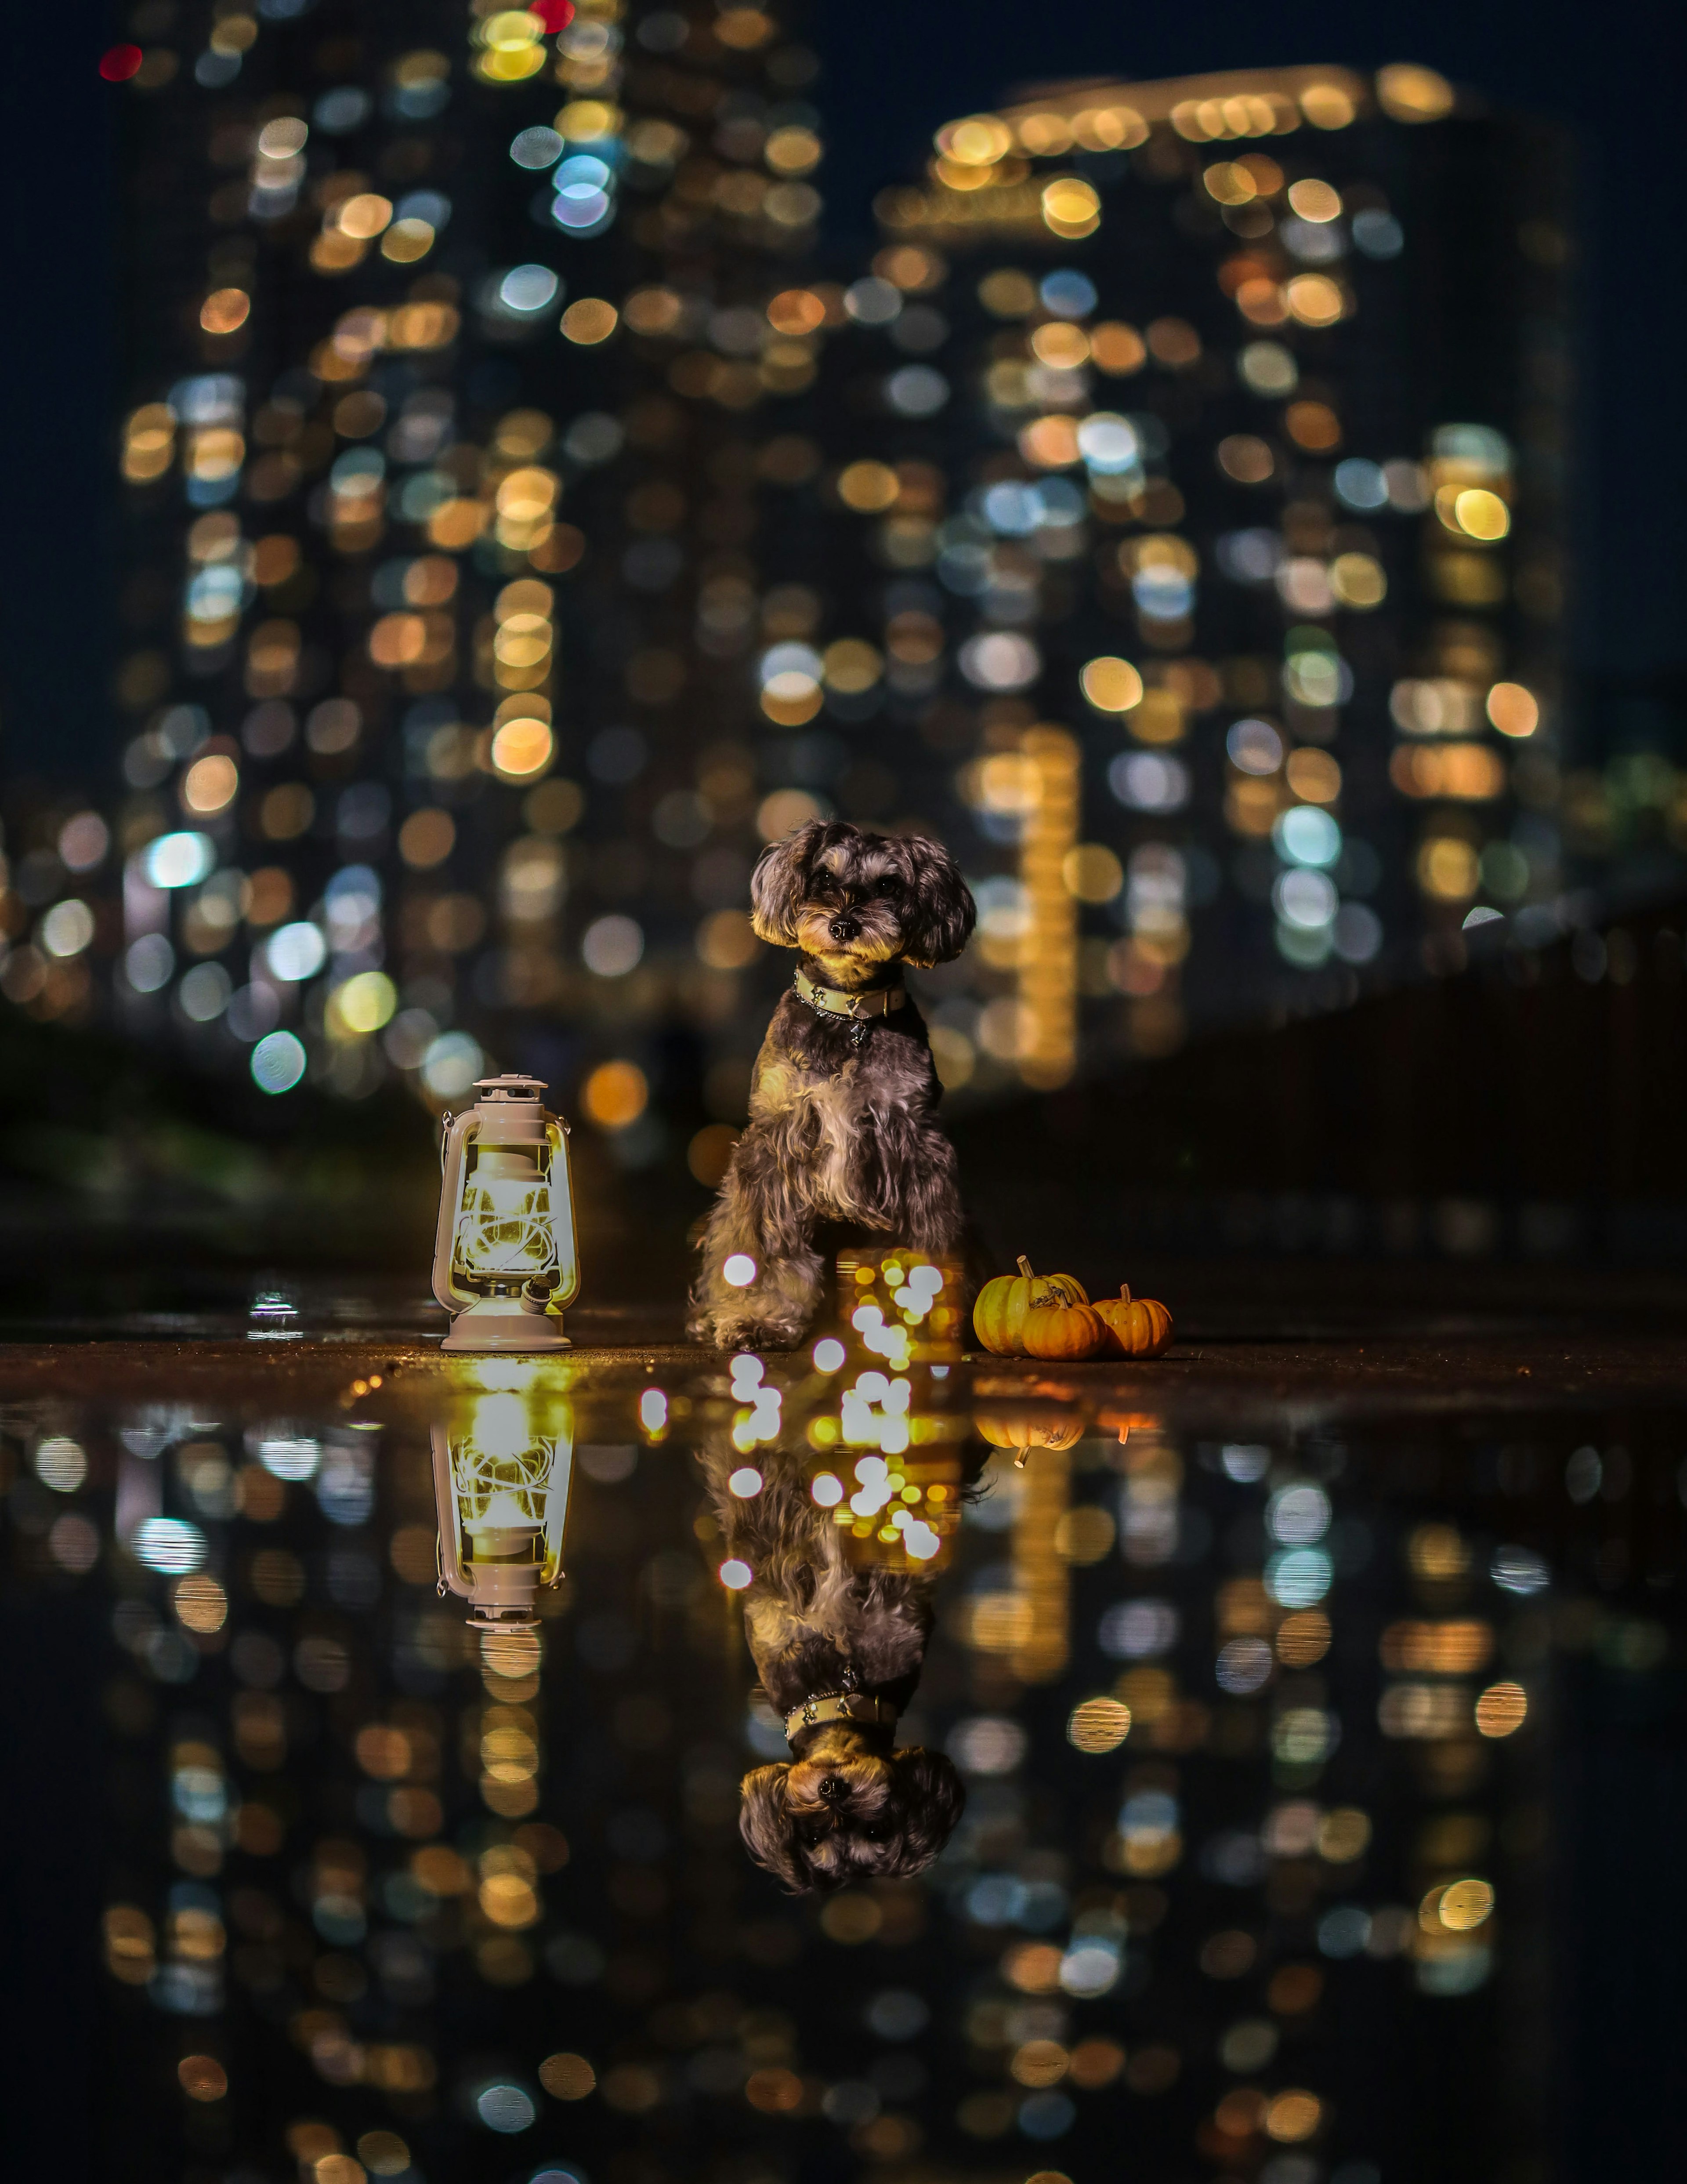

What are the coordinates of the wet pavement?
(3, 1264, 1686, 2184)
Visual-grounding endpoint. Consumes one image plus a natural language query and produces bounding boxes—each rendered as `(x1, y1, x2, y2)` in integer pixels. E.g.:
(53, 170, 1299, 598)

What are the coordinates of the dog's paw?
(704, 1316, 807, 1352)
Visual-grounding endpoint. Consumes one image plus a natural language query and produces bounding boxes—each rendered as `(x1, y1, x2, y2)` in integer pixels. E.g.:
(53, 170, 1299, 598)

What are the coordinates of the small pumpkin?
(973, 1256, 1091, 1355)
(975, 1408, 1085, 1455)
(1021, 1295, 1108, 1362)
(1093, 1285, 1174, 1360)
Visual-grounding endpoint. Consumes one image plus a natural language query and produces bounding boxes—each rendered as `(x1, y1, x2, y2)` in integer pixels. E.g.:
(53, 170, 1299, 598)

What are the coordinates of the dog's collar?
(784, 1690, 899, 1743)
(793, 968, 907, 1023)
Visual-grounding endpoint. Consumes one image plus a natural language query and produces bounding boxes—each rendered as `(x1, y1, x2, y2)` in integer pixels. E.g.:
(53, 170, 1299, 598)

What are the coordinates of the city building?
(1, 36, 1578, 1158)
(818, 62, 1573, 1094)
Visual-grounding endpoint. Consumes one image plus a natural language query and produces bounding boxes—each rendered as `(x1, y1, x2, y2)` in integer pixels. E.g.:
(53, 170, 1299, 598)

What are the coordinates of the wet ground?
(4, 1265, 1686, 2184)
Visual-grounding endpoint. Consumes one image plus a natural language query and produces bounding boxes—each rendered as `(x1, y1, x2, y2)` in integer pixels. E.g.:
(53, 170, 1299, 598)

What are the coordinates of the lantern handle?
(431, 1110, 483, 1315)
(438, 1110, 453, 1174)
(428, 1422, 471, 1602)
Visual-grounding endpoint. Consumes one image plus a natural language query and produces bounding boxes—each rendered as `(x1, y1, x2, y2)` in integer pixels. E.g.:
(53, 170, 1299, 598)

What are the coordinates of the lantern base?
(441, 1299, 572, 1353)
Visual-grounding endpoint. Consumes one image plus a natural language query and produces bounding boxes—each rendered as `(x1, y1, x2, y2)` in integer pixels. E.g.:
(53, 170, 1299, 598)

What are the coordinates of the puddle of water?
(2, 1270, 1682, 2184)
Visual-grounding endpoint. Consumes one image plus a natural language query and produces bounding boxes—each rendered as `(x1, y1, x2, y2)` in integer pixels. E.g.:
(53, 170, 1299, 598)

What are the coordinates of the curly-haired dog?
(697, 1441, 965, 1892)
(690, 820, 976, 1350)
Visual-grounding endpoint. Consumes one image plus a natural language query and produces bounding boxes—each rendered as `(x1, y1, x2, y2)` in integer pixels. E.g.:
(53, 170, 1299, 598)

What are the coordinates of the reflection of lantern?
(432, 1074, 579, 1352)
(430, 1393, 573, 1629)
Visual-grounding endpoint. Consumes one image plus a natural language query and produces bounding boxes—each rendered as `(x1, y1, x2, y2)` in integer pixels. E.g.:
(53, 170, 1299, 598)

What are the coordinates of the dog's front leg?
(854, 1100, 966, 1255)
(688, 1112, 824, 1349)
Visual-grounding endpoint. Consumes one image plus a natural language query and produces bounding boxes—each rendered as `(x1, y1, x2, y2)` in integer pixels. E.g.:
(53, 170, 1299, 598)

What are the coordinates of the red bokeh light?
(528, 0, 575, 30)
(99, 44, 144, 81)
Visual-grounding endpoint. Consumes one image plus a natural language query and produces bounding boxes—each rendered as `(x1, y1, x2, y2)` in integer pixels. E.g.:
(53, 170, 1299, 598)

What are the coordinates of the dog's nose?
(829, 915, 858, 943)
(817, 1775, 849, 1806)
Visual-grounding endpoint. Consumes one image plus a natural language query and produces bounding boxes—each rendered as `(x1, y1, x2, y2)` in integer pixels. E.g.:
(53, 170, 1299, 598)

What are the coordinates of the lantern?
(432, 1074, 579, 1352)
(430, 1391, 574, 1629)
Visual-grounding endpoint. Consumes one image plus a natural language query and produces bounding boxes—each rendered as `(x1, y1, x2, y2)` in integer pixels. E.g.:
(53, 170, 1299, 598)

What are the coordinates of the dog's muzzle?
(829, 915, 859, 942)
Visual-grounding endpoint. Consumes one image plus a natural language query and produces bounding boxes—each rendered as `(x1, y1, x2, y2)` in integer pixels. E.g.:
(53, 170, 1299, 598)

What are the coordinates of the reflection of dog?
(689, 820, 975, 1351)
(699, 1442, 965, 1893)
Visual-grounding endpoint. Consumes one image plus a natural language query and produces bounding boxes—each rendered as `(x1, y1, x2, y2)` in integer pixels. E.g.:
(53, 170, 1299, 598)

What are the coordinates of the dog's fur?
(697, 1441, 965, 1892)
(689, 821, 976, 1350)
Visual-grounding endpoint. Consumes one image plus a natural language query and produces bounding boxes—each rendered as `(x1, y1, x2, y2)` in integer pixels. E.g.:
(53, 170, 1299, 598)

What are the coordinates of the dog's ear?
(898, 835, 976, 968)
(749, 821, 823, 946)
(738, 1764, 808, 1890)
(884, 1745, 967, 1874)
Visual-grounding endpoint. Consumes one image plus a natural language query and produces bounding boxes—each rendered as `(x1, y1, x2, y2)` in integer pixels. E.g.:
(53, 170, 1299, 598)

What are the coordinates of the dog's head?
(749, 820, 975, 980)
(738, 1739, 966, 1892)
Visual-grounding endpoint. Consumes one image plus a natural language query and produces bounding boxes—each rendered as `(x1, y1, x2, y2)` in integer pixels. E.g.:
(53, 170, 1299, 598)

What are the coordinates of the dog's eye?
(876, 876, 901, 897)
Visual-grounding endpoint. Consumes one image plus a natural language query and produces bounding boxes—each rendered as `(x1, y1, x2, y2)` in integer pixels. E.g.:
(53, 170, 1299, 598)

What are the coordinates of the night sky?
(1, 0, 1679, 788)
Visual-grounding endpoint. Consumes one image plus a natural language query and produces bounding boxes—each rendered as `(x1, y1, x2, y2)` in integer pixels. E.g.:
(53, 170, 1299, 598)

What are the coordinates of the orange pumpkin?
(1021, 1298, 1108, 1362)
(975, 1406, 1086, 1469)
(975, 1408, 1085, 1455)
(973, 1256, 1090, 1355)
(1093, 1285, 1174, 1359)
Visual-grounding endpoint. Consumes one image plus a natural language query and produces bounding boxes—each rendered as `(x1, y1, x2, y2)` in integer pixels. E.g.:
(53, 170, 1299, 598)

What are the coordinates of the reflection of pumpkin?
(973, 1256, 1091, 1355)
(1021, 1296, 1108, 1362)
(1094, 1286, 1174, 1359)
(976, 1409, 1086, 1460)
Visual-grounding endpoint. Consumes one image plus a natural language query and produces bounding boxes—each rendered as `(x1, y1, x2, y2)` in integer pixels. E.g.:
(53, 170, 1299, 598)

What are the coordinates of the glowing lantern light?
(432, 1074, 579, 1352)
(429, 1393, 573, 1629)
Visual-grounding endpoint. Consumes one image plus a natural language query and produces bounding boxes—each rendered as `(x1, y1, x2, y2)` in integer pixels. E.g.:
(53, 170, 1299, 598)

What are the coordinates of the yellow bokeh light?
(1487, 681, 1539, 736)
(1030, 322, 1090, 369)
(1287, 178, 1343, 223)
(1331, 551, 1387, 608)
(836, 460, 900, 512)
(1264, 2091, 1322, 2142)
(561, 298, 618, 345)
(1450, 487, 1511, 540)
(1203, 161, 1256, 206)
(767, 288, 827, 336)
(381, 219, 435, 263)
(200, 287, 251, 335)
(557, 99, 619, 143)
(1300, 82, 1357, 129)
(173, 1574, 229, 1633)
(765, 126, 822, 175)
(583, 1061, 648, 1130)
(1283, 273, 1345, 327)
(335, 971, 398, 1035)
(1474, 1680, 1528, 1737)
(1081, 656, 1144, 713)
(1067, 1697, 1131, 1752)
(1426, 1877, 1495, 1932)
(1019, 414, 1081, 468)
(1376, 62, 1456, 123)
(336, 192, 394, 240)
(1061, 844, 1124, 903)
(1042, 177, 1101, 236)
(1285, 748, 1342, 803)
(490, 717, 554, 778)
(177, 2055, 228, 2103)
(540, 2052, 597, 2101)
(1090, 322, 1146, 375)
(1417, 836, 1481, 899)
(938, 114, 1014, 165)
(181, 754, 239, 814)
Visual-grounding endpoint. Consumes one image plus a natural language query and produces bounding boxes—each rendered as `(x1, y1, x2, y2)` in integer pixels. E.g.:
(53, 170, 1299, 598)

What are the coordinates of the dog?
(696, 1440, 966, 1893)
(689, 820, 976, 1351)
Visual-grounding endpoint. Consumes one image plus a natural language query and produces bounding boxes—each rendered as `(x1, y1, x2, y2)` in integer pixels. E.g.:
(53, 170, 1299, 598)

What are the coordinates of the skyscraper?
(9, 35, 1569, 1171)
(827, 62, 1570, 1095)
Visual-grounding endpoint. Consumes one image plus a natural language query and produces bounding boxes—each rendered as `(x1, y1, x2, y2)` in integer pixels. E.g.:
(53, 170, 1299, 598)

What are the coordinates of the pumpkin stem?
(1119, 1284, 1131, 1303)
(1014, 1447, 1031, 1469)
(1016, 1255, 1035, 1279)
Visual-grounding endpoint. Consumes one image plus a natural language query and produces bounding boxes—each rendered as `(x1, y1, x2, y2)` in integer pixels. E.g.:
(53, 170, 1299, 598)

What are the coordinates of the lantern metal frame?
(429, 1417, 573, 1631)
(431, 1074, 579, 1353)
